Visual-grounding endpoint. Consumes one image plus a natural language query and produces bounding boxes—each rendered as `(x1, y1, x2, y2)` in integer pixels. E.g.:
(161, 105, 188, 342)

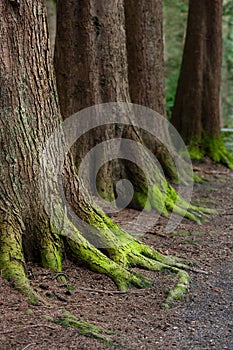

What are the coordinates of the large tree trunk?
(55, 0, 129, 200)
(54, 0, 200, 217)
(125, 0, 165, 115)
(171, 0, 233, 168)
(0, 0, 194, 307)
(124, 0, 181, 181)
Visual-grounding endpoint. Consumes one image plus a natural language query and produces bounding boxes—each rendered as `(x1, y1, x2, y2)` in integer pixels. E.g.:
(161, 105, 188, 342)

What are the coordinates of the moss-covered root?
(128, 251, 190, 308)
(165, 183, 217, 220)
(37, 225, 65, 282)
(127, 240, 193, 270)
(162, 270, 190, 308)
(0, 214, 41, 304)
(64, 218, 151, 291)
(188, 136, 233, 169)
(132, 181, 215, 223)
(105, 240, 190, 306)
(54, 309, 117, 346)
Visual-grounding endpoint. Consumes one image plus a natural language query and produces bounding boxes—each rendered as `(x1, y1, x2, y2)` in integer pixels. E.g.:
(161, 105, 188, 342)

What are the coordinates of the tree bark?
(125, 0, 165, 115)
(55, 0, 129, 200)
(0, 0, 193, 307)
(171, 0, 233, 168)
(55, 0, 195, 214)
(124, 0, 181, 181)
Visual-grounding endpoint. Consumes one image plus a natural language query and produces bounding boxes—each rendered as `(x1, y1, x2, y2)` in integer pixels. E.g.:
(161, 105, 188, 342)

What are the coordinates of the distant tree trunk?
(46, 0, 56, 56)
(222, 1, 233, 127)
(171, 0, 233, 168)
(124, 0, 180, 181)
(0, 0, 192, 307)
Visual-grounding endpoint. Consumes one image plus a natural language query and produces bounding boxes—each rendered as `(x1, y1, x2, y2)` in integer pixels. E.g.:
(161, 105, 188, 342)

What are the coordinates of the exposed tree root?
(0, 207, 192, 307)
(53, 309, 117, 346)
(188, 137, 233, 170)
(0, 175, 214, 308)
(0, 214, 42, 304)
(130, 177, 216, 223)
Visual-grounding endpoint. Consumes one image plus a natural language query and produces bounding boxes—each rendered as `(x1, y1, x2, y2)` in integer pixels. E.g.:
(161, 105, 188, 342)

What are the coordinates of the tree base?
(188, 136, 233, 169)
(0, 210, 192, 307)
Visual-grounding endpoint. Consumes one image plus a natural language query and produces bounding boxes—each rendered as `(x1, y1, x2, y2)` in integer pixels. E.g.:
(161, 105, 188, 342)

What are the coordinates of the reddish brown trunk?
(125, 0, 166, 115)
(171, 0, 223, 142)
(55, 0, 129, 199)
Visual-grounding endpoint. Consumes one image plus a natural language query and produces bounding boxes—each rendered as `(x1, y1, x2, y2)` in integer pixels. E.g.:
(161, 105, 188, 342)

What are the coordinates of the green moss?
(0, 216, 41, 304)
(171, 230, 190, 237)
(53, 309, 116, 346)
(188, 141, 204, 160)
(193, 173, 206, 183)
(204, 136, 233, 169)
(132, 187, 151, 211)
(188, 135, 233, 169)
(150, 184, 167, 214)
(162, 270, 190, 308)
(41, 246, 62, 272)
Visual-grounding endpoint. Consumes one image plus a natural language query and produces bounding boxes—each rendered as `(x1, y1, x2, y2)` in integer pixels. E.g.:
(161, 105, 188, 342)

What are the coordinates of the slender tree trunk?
(0, 0, 193, 307)
(171, 0, 233, 168)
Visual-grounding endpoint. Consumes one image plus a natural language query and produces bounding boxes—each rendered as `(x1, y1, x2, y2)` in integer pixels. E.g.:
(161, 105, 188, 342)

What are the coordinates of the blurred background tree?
(163, 0, 188, 120)
(46, 0, 233, 129)
(163, 0, 233, 130)
(222, 0, 233, 128)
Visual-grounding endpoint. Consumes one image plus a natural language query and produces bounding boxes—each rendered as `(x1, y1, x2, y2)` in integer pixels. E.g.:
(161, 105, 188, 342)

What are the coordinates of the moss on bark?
(0, 214, 41, 304)
(131, 179, 215, 223)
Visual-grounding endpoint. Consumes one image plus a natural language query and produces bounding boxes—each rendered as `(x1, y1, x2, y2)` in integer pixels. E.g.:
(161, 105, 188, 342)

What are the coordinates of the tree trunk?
(124, 0, 181, 181)
(55, 0, 198, 216)
(0, 0, 194, 307)
(55, 0, 129, 200)
(171, 0, 233, 168)
(46, 0, 56, 57)
(125, 0, 165, 114)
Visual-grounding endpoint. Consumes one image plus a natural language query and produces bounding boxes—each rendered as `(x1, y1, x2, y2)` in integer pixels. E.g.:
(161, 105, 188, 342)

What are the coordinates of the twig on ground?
(21, 343, 37, 350)
(193, 167, 230, 175)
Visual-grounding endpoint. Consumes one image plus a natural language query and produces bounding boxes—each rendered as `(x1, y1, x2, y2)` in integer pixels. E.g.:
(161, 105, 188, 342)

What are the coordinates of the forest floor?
(0, 159, 232, 350)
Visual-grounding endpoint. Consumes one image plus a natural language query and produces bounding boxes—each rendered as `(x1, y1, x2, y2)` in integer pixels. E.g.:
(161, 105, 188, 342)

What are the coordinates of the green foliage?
(223, 131, 233, 154)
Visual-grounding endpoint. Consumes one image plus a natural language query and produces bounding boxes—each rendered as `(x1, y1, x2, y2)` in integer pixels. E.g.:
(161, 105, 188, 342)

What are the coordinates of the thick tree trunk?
(55, 0, 129, 200)
(124, 0, 181, 181)
(54, 0, 195, 215)
(171, 0, 233, 168)
(0, 0, 194, 307)
(125, 0, 165, 115)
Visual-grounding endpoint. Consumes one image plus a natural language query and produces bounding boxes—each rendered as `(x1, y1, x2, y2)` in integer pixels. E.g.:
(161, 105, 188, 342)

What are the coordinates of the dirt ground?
(0, 160, 232, 350)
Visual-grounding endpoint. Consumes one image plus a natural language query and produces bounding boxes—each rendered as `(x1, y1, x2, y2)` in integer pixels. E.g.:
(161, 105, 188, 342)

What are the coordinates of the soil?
(0, 160, 232, 350)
